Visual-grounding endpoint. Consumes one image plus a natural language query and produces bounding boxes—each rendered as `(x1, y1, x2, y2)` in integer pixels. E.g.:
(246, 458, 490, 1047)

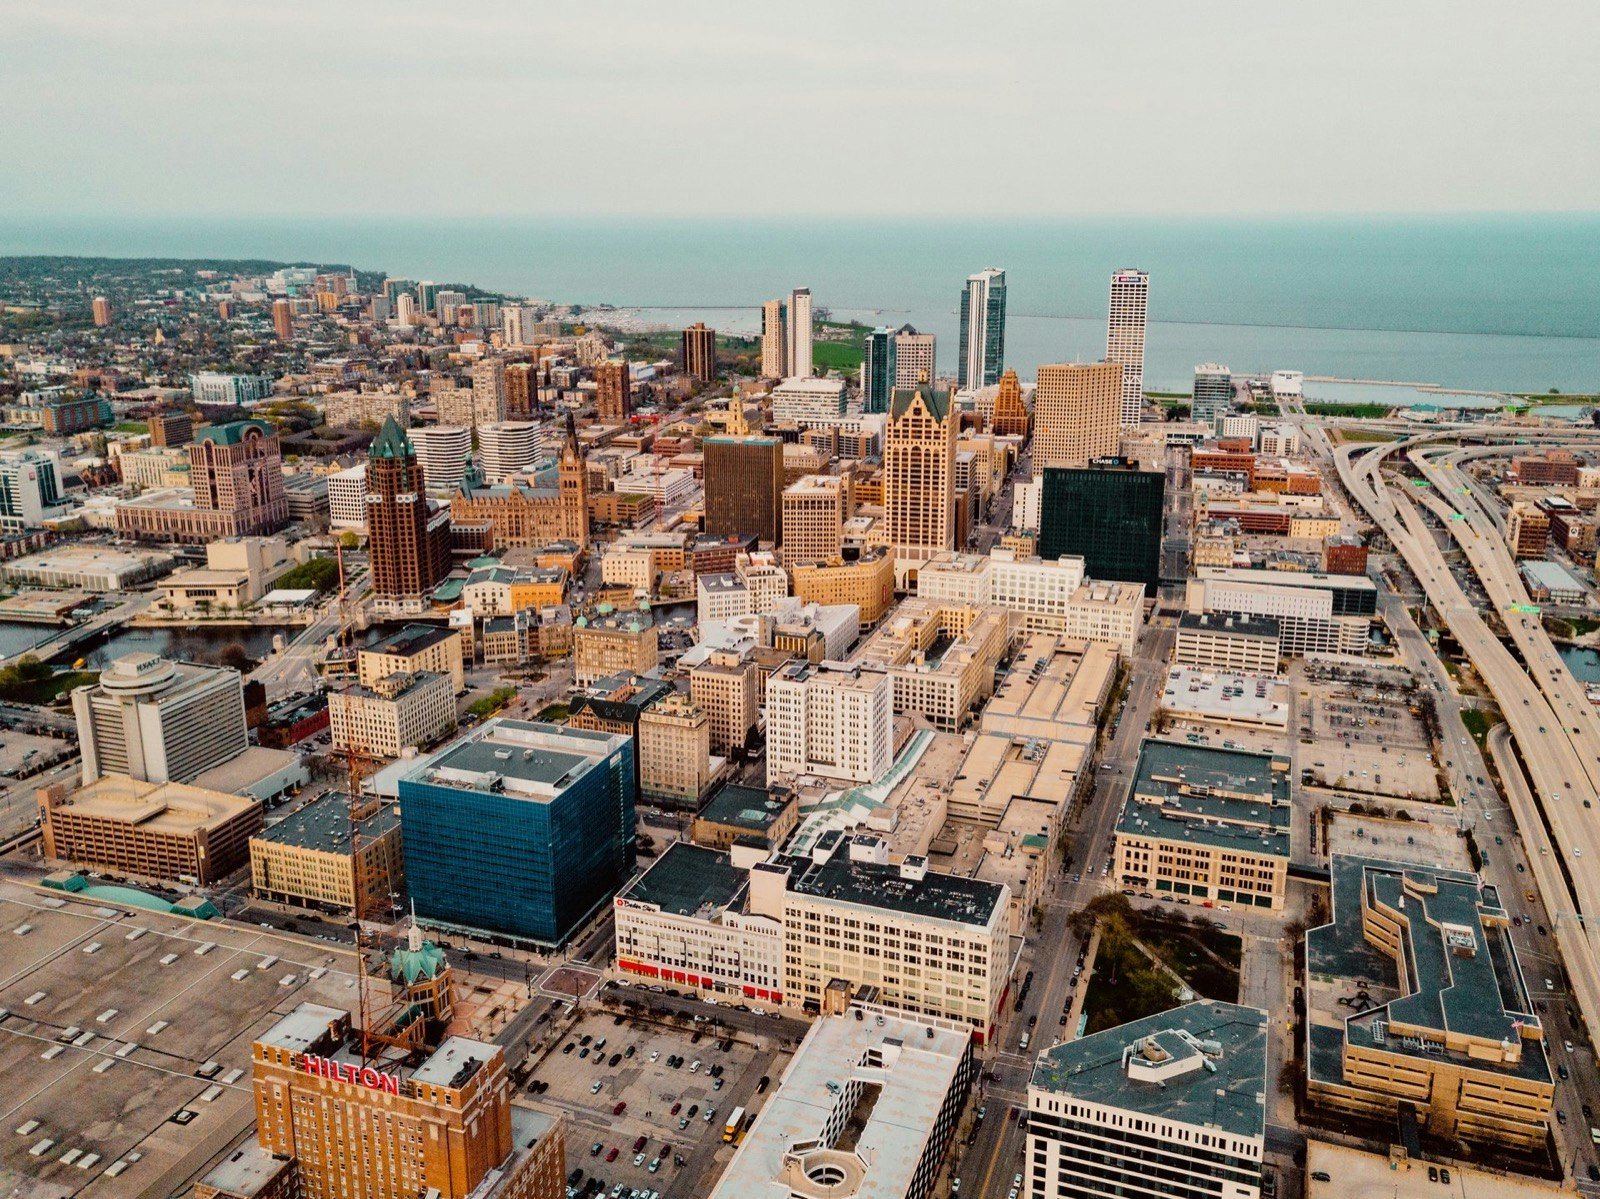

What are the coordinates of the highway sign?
(1449, 513, 1467, 521)
(1509, 604, 1542, 615)
(1411, 479, 1431, 487)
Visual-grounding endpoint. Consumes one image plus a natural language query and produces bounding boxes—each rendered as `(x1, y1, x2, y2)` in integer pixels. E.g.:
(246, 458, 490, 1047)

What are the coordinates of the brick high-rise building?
(781, 474, 846, 565)
(704, 436, 784, 546)
(884, 380, 957, 587)
(1032, 361, 1122, 476)
(188, 419, 289, 530)
(681, 322, 716, 383)
(367, 416, 453, 614)
(505, 361, 537, 417)
(272, 298, 293, 340)
(92, 296, 112, 326)
(595, 361, 630, 422)
(149, 409, 194, 448)
(242, 1002, 565, 1199)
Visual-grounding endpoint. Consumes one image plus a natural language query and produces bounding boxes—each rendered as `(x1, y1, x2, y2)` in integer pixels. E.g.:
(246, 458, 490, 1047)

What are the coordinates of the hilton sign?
(301, 1052, 402, 1096)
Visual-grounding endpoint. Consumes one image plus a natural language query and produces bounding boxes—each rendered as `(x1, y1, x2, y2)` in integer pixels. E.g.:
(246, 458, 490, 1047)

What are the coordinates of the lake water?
(5, 214, 1600, 394)
(1559, 645, 1600, 685)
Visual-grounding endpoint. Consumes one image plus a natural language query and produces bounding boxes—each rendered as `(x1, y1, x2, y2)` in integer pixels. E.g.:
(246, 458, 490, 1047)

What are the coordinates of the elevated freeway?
(1335, 426, 1600, 1177)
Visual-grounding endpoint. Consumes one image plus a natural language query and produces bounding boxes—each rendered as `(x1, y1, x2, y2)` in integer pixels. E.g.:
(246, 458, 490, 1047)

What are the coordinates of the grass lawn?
(1303, 401, 1391, 418)
(0, 669, 99, 705)
(1570, 617, 1600, 637)
(1336, 428, 1400, 444)
(812, 341, 862, 374)
(1080, 934, 1179, 1036)
(1460, 707, 1495, 748)
(114, 420, 149, 434)
(1135, 913, 1241, 1002)
(536, 702, 570, 722)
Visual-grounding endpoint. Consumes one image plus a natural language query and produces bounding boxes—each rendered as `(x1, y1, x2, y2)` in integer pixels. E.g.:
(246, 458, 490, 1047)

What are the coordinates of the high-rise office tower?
(416, 281, 440, 313)
(989, 369, 1030, 437)
(1039, 458, 1165, 594)
(893, 324, 936, 388)
(704, 436, 784, 545)
(681, 322, 717, 383)
(91, 296, 112, 327)
(272, 298, 293, 340)
(505, 361, 537, 416)
(476, 421, 544, 483)
(240, 1002, 565, 1199)
(470, 357, 506, 426)
(884, 380, 958, 583)
(395, 293, 417, 326)
(367, 417, 454, 613)
(958, 268, 1007, 390)
(408, 426, 472, 491)
(760, 299, 788, 379)
(1192, 363, 1233, 426)
(595, 360, 630, 422)
(787, 287, 813, 379)
(382, 277, 414, 307)
(72, 652, 248, 786)
(1032, 361, 1123, 477)
(187, 420, 289, 532)
(781, 474, 847, 564)
(862, 327, 896, 414)
(1108, 269, 1150, 427)
(150, 410, 194, 448)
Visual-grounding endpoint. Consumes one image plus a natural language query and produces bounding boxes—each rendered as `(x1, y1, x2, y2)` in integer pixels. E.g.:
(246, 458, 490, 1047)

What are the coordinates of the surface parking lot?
(1300, 683, 1441, 802)
(526, 1006, 779, 1199)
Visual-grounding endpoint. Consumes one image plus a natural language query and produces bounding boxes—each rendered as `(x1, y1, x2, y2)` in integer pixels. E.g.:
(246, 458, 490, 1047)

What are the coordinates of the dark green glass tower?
(1038, 458, 1164, 594)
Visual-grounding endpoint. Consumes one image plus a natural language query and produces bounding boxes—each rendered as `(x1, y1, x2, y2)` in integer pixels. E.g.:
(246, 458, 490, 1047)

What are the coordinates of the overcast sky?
(5, 0, 1597, 219)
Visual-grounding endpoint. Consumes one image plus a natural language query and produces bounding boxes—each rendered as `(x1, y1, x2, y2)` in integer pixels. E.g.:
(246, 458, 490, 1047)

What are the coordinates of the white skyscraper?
(1107, 269, 1149, 427)
(476, 421, 545, 483)
(786, 287, 813, 379)
(408, 425, 472, 491)
(893, 325, 936, 387)
(395, 293, 417, 326)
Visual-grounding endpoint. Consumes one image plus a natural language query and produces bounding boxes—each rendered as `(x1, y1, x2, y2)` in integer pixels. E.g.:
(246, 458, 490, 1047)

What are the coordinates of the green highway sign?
(1449, 513, 1467, 521)
(1509, 604, 1542, 615)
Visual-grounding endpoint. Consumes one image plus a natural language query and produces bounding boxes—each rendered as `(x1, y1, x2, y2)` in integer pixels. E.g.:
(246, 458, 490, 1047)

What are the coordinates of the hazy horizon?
(4, 0, 1598, 220)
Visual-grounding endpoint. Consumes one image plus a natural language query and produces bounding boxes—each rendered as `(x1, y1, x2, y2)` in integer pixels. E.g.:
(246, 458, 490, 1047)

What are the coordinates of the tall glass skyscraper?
(862, 327, 896, 413)
(958, 268, 1007, 391)
(1038, 458, 1165, 595)
(1108, 269, 1150, 428)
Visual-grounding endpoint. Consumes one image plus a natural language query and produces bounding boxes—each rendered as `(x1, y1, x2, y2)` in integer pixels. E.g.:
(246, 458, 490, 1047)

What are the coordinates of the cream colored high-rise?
(761, 299, 787, 379)
(1107, 269, 1149, 428)
(1032, 361, 1123, 478)
(471, 358, 507, 425)
(781, 474, 846, 565)
(637, 692, 712, 806)
(689, 647, 761, 757)
(884, 382, 957, 587)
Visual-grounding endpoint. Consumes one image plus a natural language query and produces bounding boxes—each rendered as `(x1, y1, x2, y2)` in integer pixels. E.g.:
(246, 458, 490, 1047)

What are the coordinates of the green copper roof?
(195, 419, 273, 445)
(890, 381, 951, 422)
(369, 414, 415, 460)
(390, 939, 448, 985)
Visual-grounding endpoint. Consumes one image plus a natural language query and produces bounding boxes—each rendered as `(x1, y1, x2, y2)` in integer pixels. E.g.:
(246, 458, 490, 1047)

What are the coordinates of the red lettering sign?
(301, 1053, 401, 1096)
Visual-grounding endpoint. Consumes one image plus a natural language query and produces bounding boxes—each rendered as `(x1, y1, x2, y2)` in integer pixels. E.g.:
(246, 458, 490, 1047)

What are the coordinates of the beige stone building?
(358, 625, 466, 694)
(791, 552, 895, 630)
(328, 671, 457, 758)
(690, 645, 761, 756)
(781, 474, 847, 565)
(573, 607, 657, 687)
(851, 598, 1011, 731)
(1032, 361, 1122, 476)
(637, 691, 713, 807)
(883, 381, 957, 587)
(249, 792, 404, 913)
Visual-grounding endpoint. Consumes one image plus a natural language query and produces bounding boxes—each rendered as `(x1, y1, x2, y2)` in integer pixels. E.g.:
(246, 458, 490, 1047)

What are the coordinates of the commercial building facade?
(958, 267, 1007, 390)
(1186, 567, 1376, 657)
(399, 719, 636, 946)
(1033, 362, 1122, 475)
(1039, 459, 1164, 594)
(885, 381, 958, 585)
(249, 791, 403, 912)
(38, 775, 262, 884)
(328, 670, 457, 758)
(636, 691, 713, 807)
(1107, 268, 1150, 427)
(704, 436, 784, 545)
(766, 660, 894, 783)
(1029, 1001, 1267, 1199)
(72, 652, 248, 785)
(359, 624, 466, 694)
(1174, 612, 1281, 673)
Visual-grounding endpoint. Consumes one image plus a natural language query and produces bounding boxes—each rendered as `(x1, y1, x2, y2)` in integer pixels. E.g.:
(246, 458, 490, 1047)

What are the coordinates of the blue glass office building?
(399, 719, 636, 947)
(862, 327, 895, 414)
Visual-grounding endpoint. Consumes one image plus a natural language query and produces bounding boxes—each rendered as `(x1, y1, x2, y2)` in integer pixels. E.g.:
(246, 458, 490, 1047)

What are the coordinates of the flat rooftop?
(620, 841, 747, 918)
(0, 876, 369, 1199)
(697, 783, 792, 833)
(1177, 611, 1280, 640)
(1117, 739, 1292, 858)
(709, 1005, 973, 1199)
(402, 718, 625, 800)
(1159, 667, 1290, 729)
(1032, 1000, 1269, 1141)
(253, 792, 399, 856)
(1305, 1141, 1567, 1199)
(49, 775, 256, 834)
(1306, 856, 1548, 1090)
(1194, 566, 1377, 594)
(775, 834, 1004, 930)
(364, 622, 458, 658)
(190, 746, 302, 796)
(982, 633, 1117, 740)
